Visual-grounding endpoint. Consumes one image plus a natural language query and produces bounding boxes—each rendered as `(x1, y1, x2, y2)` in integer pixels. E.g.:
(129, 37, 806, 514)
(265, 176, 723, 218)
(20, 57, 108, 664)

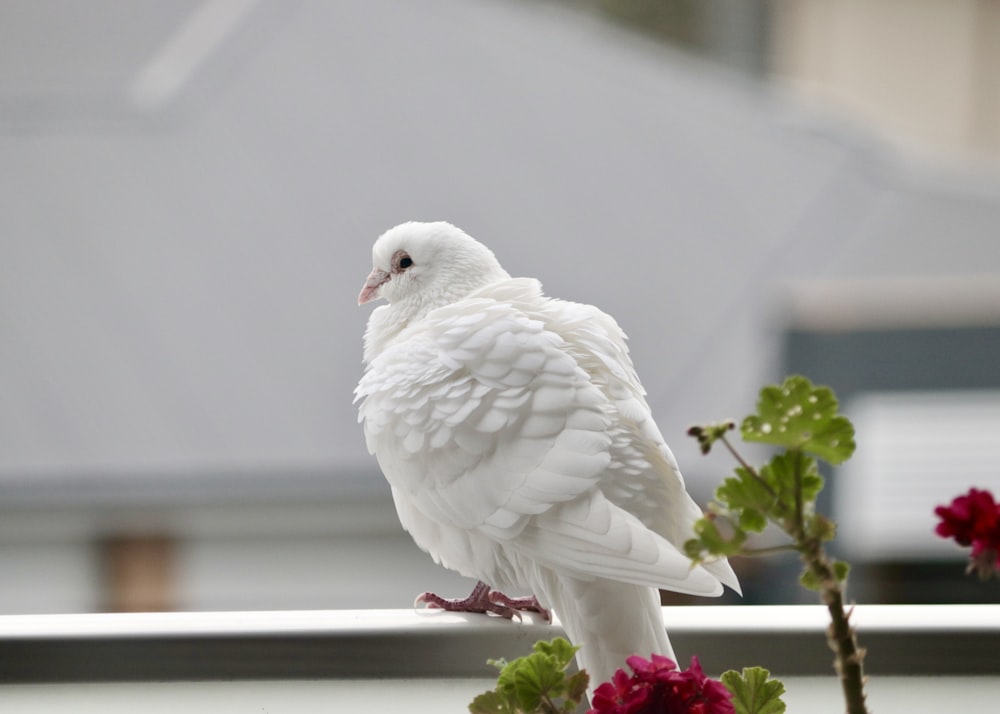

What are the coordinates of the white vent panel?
(836, 390, 1000, 560)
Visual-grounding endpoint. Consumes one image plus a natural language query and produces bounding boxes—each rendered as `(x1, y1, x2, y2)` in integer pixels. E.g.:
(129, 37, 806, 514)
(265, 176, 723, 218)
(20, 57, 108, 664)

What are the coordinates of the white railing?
(0, 604, 997, 680)
(1, 605, 998, 713)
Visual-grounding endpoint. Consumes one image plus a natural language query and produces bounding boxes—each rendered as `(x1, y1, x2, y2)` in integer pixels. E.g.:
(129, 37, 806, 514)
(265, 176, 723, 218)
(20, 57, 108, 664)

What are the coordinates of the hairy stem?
(787, 444, 867, 714)
(712, 432, 869, 713)
(799, 538, 868, 714)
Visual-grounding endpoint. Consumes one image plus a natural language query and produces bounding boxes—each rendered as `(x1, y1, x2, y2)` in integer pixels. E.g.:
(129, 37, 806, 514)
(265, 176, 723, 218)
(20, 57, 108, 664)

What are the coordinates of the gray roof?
(2, 0, 999, 503)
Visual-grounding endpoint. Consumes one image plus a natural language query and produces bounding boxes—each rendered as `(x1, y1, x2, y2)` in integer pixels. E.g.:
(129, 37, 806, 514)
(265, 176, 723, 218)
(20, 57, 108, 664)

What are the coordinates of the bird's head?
(358, 221, 510, 310)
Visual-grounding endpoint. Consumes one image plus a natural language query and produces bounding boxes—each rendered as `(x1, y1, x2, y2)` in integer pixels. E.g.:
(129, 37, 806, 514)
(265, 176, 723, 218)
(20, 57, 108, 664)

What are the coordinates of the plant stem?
(785, 447, 867, 714)
(713, 433, 869, 713)
(719, 435, 780, 501)
(799, 538, 869, 714)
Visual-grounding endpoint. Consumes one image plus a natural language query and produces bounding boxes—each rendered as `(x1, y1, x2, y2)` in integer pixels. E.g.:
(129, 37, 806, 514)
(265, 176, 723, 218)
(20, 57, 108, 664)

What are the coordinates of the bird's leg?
(415, 581, 505, 616)
(415, 581, 550, 621)
(487, 590, 552, 622)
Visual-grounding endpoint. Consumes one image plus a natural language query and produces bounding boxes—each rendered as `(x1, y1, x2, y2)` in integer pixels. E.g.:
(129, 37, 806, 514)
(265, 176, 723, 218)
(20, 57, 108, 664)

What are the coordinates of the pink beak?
(358, 267, 390, 305)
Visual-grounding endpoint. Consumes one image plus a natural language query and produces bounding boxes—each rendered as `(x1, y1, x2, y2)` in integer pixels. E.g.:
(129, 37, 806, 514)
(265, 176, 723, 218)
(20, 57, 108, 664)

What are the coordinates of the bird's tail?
(535, 571, 673, 696)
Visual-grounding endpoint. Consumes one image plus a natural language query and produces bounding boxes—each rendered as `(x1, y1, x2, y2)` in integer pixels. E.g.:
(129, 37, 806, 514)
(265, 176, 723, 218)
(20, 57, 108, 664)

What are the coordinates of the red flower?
(588, 654, 734, 714)
(935, 488, 1000, 579)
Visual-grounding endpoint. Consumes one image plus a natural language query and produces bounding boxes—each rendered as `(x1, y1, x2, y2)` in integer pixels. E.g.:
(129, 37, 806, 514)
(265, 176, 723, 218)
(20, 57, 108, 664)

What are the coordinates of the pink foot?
(415, 580, 551, 622)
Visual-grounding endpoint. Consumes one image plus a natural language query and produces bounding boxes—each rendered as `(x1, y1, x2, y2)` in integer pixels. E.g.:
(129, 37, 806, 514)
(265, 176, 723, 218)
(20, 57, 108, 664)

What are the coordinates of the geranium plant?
(469, 637, 590, 714)
(470, 638, 785, 714)
(685, 375, 866, 714)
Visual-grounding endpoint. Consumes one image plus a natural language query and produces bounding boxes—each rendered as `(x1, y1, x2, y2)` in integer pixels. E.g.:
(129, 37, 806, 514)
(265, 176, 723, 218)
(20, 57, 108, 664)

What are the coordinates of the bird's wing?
(356, 293, 611, 531)
(464, 280, 697, 540)
(356, 284, 720, 593)
(518, 284, 740, 592)
(536, 296, 699, 536)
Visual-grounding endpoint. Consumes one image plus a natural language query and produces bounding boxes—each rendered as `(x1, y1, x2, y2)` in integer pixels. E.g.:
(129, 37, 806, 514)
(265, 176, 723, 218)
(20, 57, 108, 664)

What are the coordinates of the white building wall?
(771, 0, 1000, 159)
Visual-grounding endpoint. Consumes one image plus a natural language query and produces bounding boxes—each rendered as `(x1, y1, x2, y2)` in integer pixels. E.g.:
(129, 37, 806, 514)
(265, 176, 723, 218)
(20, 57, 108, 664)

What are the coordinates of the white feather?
(356, 221, 739, 694)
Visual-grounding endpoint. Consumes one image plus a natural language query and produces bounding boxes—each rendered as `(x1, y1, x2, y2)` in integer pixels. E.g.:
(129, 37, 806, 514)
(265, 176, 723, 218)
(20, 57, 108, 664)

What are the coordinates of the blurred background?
(0, 0, 998, 615)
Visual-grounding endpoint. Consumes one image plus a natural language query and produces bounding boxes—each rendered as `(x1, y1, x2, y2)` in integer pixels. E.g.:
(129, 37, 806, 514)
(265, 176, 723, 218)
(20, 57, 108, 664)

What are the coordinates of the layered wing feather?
(495, 279, 739, 592)
(517, 283, 739, 592)
(358, 298, 606, 529)
(356, 280, 726, 594)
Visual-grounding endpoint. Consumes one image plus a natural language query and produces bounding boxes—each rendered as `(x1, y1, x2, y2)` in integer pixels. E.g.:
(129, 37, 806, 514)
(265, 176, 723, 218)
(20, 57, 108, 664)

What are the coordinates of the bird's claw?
(414, 581, 550, 621)
(487, 591, 552, 622)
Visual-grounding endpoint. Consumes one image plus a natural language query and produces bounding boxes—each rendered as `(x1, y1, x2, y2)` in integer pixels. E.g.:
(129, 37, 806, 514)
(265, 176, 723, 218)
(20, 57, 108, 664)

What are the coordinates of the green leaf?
(759, 455, 794, 517)
(770, 452, 823, 503)
(685, 536, 706, 561)
(741, 376, 856, 465)
(799, 567, 822, 592)
(800, 471, 824, 504)
(799, 559, 850, 592)
(468, 690, 515, 714)
(737, 506, 768, 533)
(717, 467, 778, 517)
(692, 516, 747, 557)
(722, 667, 787, 714)
(512, 655, 563, 711)
(472, 638, 586, 714)
(564, 671, 590, 709)
(532, 637, 578, 668)
(714, 456, 823, 532)
(806, 514, 837, 542)
(714, 465, 783, 534)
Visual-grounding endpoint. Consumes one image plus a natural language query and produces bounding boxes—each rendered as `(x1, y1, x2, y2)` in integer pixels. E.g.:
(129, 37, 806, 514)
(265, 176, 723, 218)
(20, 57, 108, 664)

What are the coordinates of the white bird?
(355, 221, 739, 691)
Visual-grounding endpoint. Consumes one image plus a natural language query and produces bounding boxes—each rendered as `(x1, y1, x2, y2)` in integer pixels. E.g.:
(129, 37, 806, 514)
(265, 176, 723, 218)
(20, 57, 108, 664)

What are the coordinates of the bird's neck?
(362, 281, 486, 363)
(361, 297, 427, 363)
(364, 264, 514, 363)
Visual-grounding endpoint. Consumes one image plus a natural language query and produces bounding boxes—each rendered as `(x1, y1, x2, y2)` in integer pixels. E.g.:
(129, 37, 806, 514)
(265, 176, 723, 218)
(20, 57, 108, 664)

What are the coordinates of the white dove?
(355, 221, 739, 690)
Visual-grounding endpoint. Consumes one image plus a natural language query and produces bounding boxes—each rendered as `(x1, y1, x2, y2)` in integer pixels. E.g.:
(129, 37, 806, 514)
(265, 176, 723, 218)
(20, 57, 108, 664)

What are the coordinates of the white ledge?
(0, 603, 994, 638)
(0, 605, 997, 682)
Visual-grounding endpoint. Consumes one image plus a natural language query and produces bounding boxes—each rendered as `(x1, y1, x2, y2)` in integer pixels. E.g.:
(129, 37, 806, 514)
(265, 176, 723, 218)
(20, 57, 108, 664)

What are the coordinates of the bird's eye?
(391, 249, 413, 273)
